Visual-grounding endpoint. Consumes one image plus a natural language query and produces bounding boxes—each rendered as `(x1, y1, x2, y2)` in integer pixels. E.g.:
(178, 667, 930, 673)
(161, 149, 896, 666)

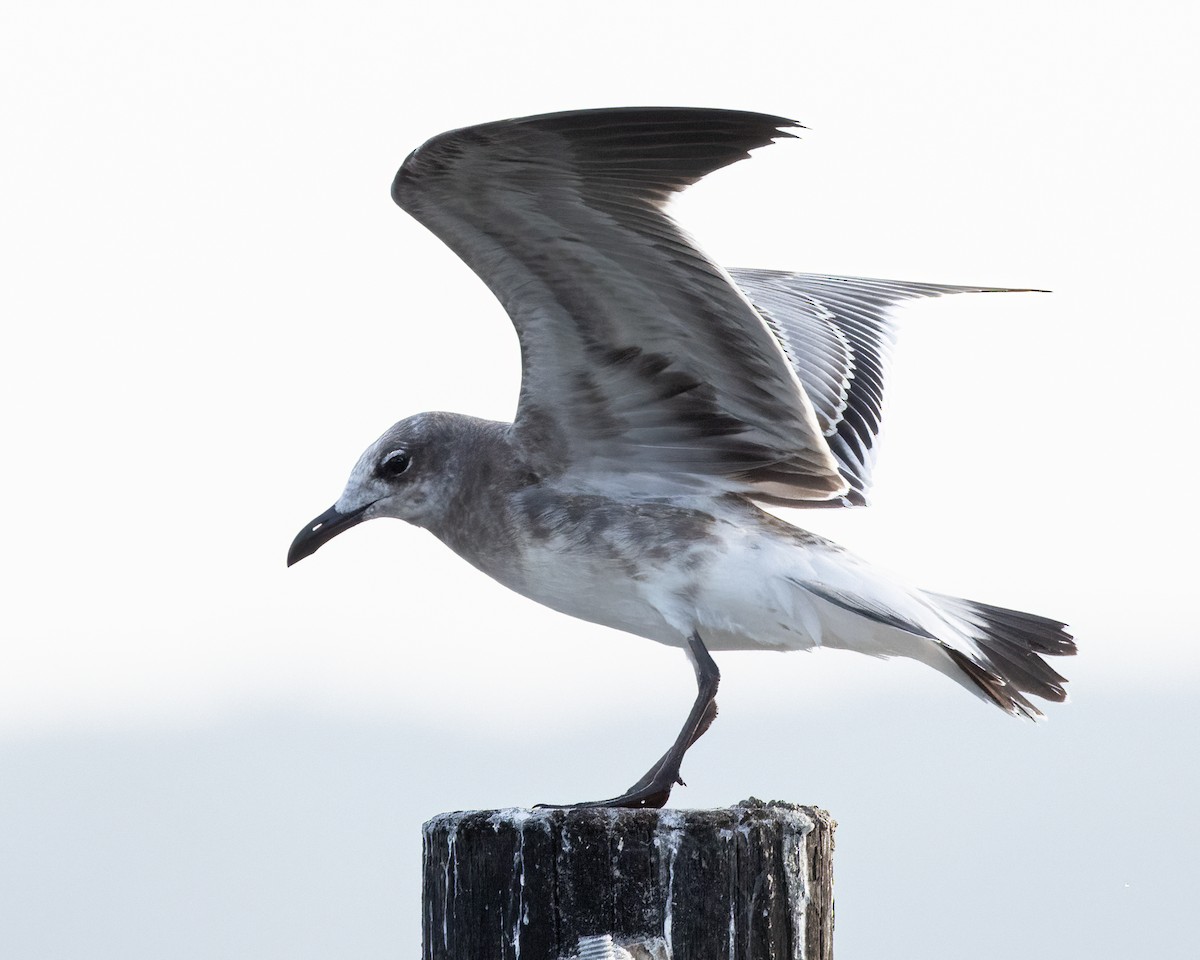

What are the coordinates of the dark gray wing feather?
(392, 109, 846, 503)
(730, 269, 1034, 505)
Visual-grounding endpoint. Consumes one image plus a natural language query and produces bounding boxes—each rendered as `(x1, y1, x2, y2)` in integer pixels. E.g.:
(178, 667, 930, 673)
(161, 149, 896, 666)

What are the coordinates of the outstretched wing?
(391, 108, 847, 503)
(731, 270, 1035, 505)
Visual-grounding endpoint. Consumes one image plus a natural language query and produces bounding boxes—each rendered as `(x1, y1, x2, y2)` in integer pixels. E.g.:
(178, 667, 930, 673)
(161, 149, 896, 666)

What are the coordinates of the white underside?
(499, 501, 989, 700)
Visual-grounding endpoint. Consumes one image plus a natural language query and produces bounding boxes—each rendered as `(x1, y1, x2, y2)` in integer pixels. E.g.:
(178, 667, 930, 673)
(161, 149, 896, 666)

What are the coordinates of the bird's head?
(286, 412, 456, 567)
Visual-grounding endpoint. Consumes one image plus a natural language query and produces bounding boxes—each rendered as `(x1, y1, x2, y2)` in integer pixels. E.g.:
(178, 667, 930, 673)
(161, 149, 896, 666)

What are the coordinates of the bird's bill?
(287, 502, 372, 566)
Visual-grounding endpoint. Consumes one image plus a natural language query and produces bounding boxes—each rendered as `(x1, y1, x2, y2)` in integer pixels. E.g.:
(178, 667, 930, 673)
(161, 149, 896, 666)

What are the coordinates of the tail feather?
(943, 649, 1045, 720)
(929, 592, 1076, 720)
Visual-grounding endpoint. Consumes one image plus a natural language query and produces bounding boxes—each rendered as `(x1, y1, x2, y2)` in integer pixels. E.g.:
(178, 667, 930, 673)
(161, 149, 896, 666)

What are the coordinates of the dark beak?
(287, 502, 373, 567)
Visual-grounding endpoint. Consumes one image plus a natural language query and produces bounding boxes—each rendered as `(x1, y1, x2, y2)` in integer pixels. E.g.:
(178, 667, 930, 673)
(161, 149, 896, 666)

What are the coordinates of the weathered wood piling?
(421, 799, 834, 960)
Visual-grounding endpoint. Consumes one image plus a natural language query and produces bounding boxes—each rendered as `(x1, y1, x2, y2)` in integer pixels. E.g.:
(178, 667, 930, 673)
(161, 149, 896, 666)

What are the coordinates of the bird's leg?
(616, 697, 718, 799)
(545, 632, 720, 810)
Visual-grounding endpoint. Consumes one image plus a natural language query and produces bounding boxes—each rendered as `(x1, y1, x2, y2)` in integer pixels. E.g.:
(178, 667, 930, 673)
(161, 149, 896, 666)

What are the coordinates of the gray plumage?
(289, 107, 1075, 808)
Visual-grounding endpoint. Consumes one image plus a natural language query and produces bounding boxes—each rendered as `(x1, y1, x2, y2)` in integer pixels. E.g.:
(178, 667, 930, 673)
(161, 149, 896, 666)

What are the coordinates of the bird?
(287, 107, 1075, 809)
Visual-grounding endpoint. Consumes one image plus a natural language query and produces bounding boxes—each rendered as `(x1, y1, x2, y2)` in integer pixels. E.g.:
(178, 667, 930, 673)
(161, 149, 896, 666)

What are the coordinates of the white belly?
(509, 535, 691, 647)
(498, 504, 830, 653)
(458, 489, 954, 663)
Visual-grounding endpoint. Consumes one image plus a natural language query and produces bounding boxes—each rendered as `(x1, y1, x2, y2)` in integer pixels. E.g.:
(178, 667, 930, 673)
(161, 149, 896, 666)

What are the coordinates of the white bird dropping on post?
(288, 107, 1076, 809)
(568, 934, 670, 960)
(572, 935, 630, 960)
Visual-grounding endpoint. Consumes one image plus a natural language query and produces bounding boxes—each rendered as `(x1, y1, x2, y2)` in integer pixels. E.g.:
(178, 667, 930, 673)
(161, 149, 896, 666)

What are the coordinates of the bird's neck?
(420, 419, 534, 561)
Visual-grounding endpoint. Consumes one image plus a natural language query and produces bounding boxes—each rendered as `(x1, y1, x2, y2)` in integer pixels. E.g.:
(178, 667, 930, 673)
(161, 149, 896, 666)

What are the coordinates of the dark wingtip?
(393, 107, 808, 210)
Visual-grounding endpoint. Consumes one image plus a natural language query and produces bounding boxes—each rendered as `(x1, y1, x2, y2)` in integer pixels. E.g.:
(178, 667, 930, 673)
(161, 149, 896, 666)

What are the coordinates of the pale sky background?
(2, 1, 1198, 958)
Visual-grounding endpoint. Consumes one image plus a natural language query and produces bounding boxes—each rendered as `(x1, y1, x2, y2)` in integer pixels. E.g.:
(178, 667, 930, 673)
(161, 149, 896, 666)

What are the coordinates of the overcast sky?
(2, 2, 1197, 958)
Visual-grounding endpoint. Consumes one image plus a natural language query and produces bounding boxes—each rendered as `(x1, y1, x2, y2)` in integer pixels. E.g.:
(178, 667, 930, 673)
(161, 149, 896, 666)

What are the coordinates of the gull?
(287, 108, 1075, 809)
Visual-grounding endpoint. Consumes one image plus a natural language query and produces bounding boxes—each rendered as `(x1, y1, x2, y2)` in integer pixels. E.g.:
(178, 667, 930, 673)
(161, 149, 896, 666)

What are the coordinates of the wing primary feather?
(731, 269, 1043, 502)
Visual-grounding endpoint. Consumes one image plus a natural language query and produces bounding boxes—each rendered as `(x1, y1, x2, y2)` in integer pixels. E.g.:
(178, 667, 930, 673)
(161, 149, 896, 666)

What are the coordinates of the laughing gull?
(288, 108, 1075, 809)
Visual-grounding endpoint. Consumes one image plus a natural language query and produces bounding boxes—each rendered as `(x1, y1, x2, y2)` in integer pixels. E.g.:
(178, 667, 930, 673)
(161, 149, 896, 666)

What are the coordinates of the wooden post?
(421, 799, 834, 960)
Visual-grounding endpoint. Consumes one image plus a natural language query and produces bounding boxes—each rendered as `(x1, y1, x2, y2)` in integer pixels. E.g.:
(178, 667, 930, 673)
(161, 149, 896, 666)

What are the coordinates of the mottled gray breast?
(514, 487, 723, 581)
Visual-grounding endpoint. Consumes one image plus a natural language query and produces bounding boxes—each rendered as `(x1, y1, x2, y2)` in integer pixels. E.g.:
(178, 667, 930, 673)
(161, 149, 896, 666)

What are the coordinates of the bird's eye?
(378, 450, 412, 479)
